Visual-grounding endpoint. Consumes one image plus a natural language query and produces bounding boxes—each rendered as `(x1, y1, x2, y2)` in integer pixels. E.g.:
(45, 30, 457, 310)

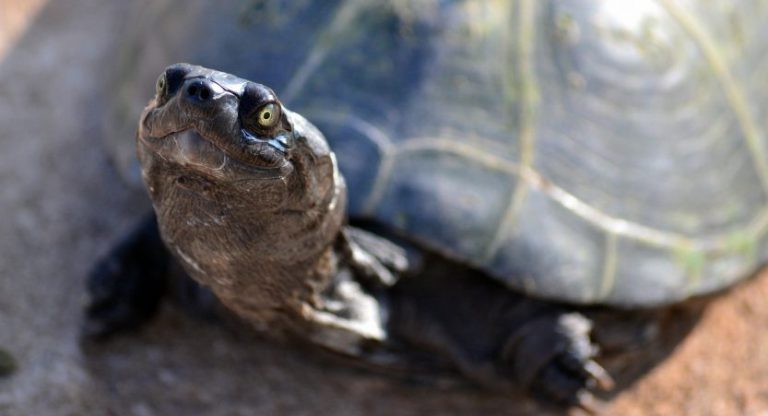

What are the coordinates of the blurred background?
(0, 1, 767, 415)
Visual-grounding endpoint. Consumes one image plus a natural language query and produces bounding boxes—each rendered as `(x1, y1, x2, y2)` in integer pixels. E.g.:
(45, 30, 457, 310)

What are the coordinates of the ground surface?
(0, 1, 766, 415)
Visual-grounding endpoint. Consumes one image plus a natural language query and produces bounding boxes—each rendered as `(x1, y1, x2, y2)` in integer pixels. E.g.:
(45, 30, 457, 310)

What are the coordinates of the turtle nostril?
(186, 82, 212, 102)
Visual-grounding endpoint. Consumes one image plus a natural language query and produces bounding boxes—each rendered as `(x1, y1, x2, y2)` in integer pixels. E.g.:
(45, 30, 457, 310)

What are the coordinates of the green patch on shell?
(726, 231, 757, 262)
(554, 10, 578, 44)
(674, 245, 705, 280)
(0, 348, 16, 377)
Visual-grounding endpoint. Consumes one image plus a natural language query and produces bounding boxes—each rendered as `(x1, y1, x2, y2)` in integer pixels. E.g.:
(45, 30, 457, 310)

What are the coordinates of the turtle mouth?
(139, 129, 293, 181)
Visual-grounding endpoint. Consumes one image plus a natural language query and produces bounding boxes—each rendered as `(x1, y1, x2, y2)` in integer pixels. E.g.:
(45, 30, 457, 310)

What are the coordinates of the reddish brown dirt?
(0, 1, 766, 415)
(608, 271, 768, 416)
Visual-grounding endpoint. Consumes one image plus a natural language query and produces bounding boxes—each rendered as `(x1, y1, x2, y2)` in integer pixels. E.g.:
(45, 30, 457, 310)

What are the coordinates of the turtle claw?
(559, 351, 614, 391)
(583, 360, 614, 391)
(338, 226, 409, 288)
(573, 390, 606, 415)
(502, 312, 611, 409)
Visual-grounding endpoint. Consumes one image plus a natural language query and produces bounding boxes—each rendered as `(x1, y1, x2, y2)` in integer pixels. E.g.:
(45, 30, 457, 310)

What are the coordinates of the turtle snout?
(181, 78, 223, 106)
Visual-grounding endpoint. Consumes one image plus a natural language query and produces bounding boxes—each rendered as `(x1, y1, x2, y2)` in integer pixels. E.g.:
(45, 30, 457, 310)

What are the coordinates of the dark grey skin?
(86, 64, 672, 411)
(0, 348, 16, 377)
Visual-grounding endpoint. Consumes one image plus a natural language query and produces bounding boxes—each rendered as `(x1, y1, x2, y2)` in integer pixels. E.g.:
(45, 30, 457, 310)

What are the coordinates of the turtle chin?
(138, 127, 296, 211)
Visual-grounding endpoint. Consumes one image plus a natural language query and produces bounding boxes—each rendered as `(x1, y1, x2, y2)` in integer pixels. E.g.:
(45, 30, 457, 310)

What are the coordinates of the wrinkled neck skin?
(138, 106, 346, 329)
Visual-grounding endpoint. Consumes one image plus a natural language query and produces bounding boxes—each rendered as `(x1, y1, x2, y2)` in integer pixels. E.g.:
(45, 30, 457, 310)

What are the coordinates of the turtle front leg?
(300, 227, 410, 356)
(301, 269, 389, 355)
(501, 312, 613, 410)
(83, 213, 171, 339)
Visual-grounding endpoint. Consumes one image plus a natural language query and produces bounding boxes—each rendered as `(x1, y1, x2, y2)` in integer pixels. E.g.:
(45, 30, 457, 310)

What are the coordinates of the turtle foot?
(83, 214, 169, 340)
(502, 312, 613, 413)
(337, 226, 409, 288)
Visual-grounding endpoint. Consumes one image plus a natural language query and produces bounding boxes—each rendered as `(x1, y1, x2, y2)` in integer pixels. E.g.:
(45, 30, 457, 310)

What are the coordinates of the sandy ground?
(0, 1, 766, 415)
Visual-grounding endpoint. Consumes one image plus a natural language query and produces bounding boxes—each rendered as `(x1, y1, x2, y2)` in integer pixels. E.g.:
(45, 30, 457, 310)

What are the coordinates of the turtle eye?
(155, 73, 167, 99)
(256, 103, 280, 128)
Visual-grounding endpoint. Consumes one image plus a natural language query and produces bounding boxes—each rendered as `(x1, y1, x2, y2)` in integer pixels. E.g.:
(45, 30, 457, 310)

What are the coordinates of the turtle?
(85, 0, 768, 410)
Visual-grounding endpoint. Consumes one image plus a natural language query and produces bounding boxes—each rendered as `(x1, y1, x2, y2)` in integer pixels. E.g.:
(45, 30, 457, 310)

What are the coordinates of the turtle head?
(135, 64, 346, 310)
(137, 63, 338, 212)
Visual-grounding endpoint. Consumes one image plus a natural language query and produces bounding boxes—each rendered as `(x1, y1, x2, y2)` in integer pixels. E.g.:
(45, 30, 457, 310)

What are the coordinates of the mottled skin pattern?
(85, 64, 672, 411)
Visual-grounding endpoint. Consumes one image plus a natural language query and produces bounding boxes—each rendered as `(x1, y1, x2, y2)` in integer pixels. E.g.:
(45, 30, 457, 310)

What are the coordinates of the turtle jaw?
(137, 127, 296, 214)
(137, 84, 294, 184)
(138, 129, 293, 182)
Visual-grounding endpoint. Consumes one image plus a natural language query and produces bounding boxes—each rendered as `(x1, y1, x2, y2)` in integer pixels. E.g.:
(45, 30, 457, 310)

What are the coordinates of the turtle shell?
(108, 0, 768, 306)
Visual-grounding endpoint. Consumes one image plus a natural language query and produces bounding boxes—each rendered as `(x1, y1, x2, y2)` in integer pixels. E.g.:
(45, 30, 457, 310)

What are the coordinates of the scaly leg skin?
(386, 253, 613, 412)
(83, 213, 171, 339)
(299, 226, 410, 357)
